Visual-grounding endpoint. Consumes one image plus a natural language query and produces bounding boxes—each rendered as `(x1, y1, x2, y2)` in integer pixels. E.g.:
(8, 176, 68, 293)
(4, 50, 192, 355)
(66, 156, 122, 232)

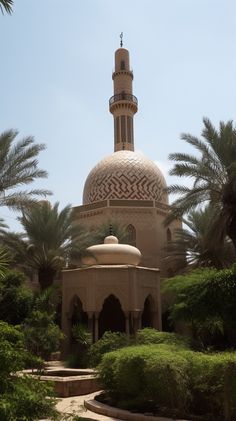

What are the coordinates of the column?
(87, 311, 94, 342)
(124, 311, 130, 338)
(131, 310, 141, 335)
(94, 312, 99, 342)
(61, 312, 72, 358)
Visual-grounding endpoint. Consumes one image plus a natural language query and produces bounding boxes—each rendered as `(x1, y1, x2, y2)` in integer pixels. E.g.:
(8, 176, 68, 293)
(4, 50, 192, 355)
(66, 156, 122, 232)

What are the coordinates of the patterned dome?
(83, 151, 168, 205)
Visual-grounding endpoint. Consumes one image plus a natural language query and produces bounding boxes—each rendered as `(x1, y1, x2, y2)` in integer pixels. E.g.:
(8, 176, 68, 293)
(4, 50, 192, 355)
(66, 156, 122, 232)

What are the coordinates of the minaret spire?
(109, 43, 138, 152)
(120, 32, 123, 47)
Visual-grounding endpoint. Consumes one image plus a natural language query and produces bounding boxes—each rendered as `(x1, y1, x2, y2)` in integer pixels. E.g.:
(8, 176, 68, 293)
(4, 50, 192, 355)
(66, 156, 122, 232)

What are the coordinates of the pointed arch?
(98, 294, 125, 338)
(126, 224, 136, 246)
(69, 295, 88, 327)
(141, 294, 155, 328)
(167, 227, 172, 242)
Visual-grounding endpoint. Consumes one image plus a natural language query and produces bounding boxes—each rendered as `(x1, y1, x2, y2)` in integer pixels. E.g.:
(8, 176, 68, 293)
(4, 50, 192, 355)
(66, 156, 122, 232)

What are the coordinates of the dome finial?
(109, 223, 114, 235)
(120, 32, 123, 47)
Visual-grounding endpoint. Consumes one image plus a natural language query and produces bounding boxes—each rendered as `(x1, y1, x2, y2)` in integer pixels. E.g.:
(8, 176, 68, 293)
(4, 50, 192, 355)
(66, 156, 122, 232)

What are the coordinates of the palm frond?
(166, 118, 236, 250)
(0, 130, 50, 210)
(0, 0, 13, 15)
(165, 206, 235, 270)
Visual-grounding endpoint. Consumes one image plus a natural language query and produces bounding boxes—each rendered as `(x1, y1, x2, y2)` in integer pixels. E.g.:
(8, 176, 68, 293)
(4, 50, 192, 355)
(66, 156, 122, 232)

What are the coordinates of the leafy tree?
(166, 118, 236, 253)
(166, 206, 235, 270)
(0, 270, 33, 325)
(163, 266, 236, 349)
(0, 130, 50, 210)
(23, 310, 63, 359)
(22, 286, 64, 359)
(2, 201, 89, 289)
(0, 0, 13, 14)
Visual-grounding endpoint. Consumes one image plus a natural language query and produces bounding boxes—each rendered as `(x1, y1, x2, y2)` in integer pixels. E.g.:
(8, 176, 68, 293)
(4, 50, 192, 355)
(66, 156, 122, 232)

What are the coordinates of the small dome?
(83, 150, 168, 204)
(82, 236, 142, 266)
(104, 235, 119, 244)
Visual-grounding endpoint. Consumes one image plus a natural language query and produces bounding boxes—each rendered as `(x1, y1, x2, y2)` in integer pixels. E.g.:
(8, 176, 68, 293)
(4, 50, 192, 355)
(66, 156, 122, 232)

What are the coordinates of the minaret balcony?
(109, 93, 138, 106)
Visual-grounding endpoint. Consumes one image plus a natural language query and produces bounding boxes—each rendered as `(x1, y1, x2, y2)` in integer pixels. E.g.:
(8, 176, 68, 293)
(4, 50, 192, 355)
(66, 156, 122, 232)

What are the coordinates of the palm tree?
(0, 0, 13, 14)
(166, 206, 235, 270)
(1, 201, 90, 290)
(166, 118, 236, 253)
(0, 130, 50, 209)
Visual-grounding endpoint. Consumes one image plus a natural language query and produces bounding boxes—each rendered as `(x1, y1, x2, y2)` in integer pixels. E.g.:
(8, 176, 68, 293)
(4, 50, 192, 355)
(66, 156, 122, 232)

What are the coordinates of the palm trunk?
(38, 267, 57, 290)
(228, 215, 236, 257)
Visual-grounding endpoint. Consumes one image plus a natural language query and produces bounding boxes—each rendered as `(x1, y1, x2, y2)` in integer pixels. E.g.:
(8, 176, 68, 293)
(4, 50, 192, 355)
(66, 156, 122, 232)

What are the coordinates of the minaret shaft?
(109, 48, 138, 152)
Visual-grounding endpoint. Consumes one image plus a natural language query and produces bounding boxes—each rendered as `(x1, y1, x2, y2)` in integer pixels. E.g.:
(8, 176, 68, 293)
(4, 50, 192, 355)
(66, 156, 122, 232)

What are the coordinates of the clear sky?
(1, 0, 236, 230)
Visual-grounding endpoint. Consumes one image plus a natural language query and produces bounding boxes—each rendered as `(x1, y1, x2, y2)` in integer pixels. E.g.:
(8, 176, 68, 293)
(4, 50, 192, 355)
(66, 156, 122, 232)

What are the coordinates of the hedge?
(98, 344, 236, 420)
(89, 328, 190, 367)
(135, 327, 191, 348)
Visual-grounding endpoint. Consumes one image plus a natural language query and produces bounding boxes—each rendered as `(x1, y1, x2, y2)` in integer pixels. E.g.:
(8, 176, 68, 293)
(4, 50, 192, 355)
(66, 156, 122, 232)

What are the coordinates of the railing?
(109, 93, 138, 106)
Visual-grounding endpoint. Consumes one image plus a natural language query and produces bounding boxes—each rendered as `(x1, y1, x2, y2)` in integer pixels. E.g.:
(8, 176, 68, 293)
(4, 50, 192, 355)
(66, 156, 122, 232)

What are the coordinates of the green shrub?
(99, 344, 190, 414)
(88, 331, 129, 367)
(185, 351, 236, 419)
(98, 344, 236, 420)
(89, 329, 190, 368)
(0, 376, 57, 421)
(136, 327, 190, 348)
(0, 321, 57, 421)
(66, 324, 92, 368)
(23, 309, 64, 359)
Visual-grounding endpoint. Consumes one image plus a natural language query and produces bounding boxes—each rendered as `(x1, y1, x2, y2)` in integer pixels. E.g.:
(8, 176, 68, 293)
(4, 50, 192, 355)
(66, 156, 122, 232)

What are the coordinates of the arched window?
(120, 60, 126, 70)
(70, 296, 88, 327)
(167, 228, 172, 242)
(126, 224, 136, 246)
(69, 296, 88, 348)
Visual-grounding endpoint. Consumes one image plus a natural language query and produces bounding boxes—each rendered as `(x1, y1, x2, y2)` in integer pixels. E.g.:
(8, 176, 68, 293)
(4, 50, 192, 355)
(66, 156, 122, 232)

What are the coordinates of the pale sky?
(1, 0, 236, 230)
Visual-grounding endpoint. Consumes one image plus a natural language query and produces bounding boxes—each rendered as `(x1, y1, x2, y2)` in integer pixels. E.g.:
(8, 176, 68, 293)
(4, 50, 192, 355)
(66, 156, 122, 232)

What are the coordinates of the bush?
(136, 327, 190, 348)
(88, 331, 129, 367)
(98, 344, 236, 420)
(88, 329, 190, 367)
(185, 351, 236, 419)
(0, 321, 57, 421)
(66, 324, 92, 368)
(23, 310, 64, 359)
(99, 344, 190, 414)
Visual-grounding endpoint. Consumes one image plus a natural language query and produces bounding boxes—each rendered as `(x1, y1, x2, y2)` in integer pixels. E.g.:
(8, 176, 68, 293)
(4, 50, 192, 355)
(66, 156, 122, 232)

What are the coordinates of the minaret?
(109, 34, 138, 152)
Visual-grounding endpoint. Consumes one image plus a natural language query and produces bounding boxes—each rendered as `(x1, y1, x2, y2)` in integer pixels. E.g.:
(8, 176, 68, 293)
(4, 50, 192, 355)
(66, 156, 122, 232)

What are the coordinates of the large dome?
(83, 150, 168, 205)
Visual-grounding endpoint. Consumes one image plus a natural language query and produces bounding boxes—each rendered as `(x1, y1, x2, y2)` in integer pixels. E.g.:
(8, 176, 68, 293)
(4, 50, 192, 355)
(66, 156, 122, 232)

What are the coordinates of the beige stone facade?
(73, 199, 179, 275)
(61, 44, 180, 349)
(62, 264, 161, 352)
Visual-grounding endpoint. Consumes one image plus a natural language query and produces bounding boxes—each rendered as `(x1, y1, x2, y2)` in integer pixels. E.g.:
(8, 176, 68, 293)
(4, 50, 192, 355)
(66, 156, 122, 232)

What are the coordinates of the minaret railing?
(109, 93, 138, 106)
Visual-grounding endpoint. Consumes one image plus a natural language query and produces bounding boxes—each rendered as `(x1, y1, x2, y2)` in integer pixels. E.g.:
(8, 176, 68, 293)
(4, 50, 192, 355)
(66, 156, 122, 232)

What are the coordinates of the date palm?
(2, 201, 90, 290)
(0, 0, 13, 14)
(166, 118, 236, 253)
(166, 206, 235, 270)
(0, 130, 50, 209)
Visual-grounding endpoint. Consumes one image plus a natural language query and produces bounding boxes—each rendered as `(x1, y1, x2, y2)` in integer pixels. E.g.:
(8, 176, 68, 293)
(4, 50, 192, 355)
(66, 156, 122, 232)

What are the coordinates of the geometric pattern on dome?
(83, 151, 168, 205)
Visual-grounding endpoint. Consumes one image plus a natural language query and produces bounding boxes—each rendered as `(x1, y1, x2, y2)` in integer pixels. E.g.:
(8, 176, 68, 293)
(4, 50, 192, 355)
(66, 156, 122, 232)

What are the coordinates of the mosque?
(61, 40, 180, 350)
